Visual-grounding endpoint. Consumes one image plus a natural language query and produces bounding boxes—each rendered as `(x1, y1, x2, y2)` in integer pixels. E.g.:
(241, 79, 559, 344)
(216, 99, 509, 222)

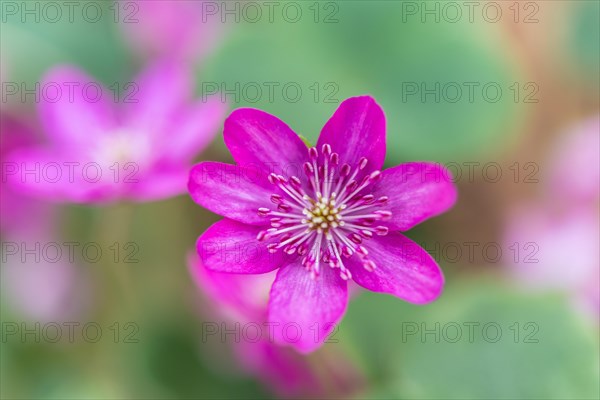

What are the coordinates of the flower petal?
(268, 260, 348, 353)
(347, 232, 444, 304)
(39, 66, 116, 148)
(317, 96, 386, 172)
(197, 219, 285, 274)
(188, 161, 275, 225)
(233, 339, 322, 398)
(160, 96, 227, 163)
(6, 148, 120, 203)
(223, 108, 308, 176)
(373, 162, 457, 231)
(120, 1, 222, 62)
(127, 165, 189, 202)
(124, 60, 191, 134)
(187, 251, 274, 322)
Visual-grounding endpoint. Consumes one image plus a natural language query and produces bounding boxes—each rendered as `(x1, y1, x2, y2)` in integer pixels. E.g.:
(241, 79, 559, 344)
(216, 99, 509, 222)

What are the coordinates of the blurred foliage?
(203, 1, 525, 163)
(341, 277, 600, 399)
(569, 1, 600, 83)
(0, 1, 134, 84)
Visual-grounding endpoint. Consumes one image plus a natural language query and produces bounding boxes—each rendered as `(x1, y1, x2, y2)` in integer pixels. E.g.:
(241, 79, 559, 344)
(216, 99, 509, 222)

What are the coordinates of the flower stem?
(93, 202, 137, 312)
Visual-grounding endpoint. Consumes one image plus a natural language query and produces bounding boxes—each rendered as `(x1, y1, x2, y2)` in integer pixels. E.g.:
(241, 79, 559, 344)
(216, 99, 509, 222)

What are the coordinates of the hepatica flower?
(8, 62, 225, 203)
(189, 96, 457, 352)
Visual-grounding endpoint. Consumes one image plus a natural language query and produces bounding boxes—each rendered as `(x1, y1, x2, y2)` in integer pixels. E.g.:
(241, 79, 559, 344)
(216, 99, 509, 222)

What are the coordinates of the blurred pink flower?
(8, 61, 226, 203)
(119, 0, 224, 63)
(187, 253, 360, 398)
(1, 250, 88, 323)
(504, 116, 600, 320)
(1, 214, 90, 323)
(0, 113, 46, 233)
(189, 96, 457, 352)
(1, 113, 85, 322)
(547, 117, 600, 206)
(505, 207, 599, 317)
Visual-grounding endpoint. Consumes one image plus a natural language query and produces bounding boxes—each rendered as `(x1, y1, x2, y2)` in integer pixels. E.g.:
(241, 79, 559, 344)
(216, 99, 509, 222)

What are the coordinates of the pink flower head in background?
(1, 240, 89, 323)
(504, 116, 600, 320)
(547, 117, 600, 206)
(8, 61, 226, 203)
(505, 207, 599, 318)
(0, 113, 46, 233)
(119, 0, 224, 63)
(189, 96, 458, 352)
(1, 207, 89, 323)
(187, 253, 325, 397)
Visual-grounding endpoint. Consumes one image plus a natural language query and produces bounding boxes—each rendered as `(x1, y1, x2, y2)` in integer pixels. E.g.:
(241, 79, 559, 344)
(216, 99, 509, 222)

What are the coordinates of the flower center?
(257, 144, 392, 280)
(304, 196, 341, 232)
(88, 128, 152, 168)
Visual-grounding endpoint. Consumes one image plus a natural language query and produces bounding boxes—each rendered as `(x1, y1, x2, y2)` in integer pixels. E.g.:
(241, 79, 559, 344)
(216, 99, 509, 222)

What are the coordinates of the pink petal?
(123, 60, 191, 134)
(233, 341, 323, 398)
(39, 66, 116, 148)
(373, 162, 457, 231)
(7, 148, 189, 204)
(120, 1, 223, 62)
(160, 96, 227, 163)
(548, 117, 600, 204)
(504, 206, 599, 296)
(268, 260, 348, 353)
(188, 161, 274, 225)
(317, 96, 386, 172)
(347, 232, 444, 304)
(187, 252, 274, 322)
(0, 114, 40, 230)
(197, 219, 286, 274)
(223, 108, 308, 176)
(6, 148, 120, 203)
(127, 165, 189, 202)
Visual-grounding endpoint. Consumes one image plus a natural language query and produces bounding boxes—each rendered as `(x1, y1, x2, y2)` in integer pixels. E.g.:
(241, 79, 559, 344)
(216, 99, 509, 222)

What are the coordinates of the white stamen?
(258, 146, 391, 280)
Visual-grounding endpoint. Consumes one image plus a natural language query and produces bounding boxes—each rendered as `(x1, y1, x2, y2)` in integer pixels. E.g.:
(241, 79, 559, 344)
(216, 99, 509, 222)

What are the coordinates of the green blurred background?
(1, 1, 598, 399)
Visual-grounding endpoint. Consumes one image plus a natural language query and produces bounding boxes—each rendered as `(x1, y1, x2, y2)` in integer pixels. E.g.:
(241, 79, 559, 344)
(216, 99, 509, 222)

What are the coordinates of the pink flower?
(119, 0, 223, 63)
(1, 240, 89, 323)
(188, 96, 458, 352)
(504, 116, 599, 320)
(188, 253, 363, 397)
(547, 117, 599, 206)
(505, 207, 599, 318)
(1, 209, 89, 323)
(0, 113, 45, 233)
(8, 62, 226, 203)
(188, 253, 326, 397)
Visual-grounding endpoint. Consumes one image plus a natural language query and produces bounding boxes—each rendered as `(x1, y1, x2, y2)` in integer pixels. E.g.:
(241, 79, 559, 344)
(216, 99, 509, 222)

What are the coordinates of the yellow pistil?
(304, 197, 341, 233)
